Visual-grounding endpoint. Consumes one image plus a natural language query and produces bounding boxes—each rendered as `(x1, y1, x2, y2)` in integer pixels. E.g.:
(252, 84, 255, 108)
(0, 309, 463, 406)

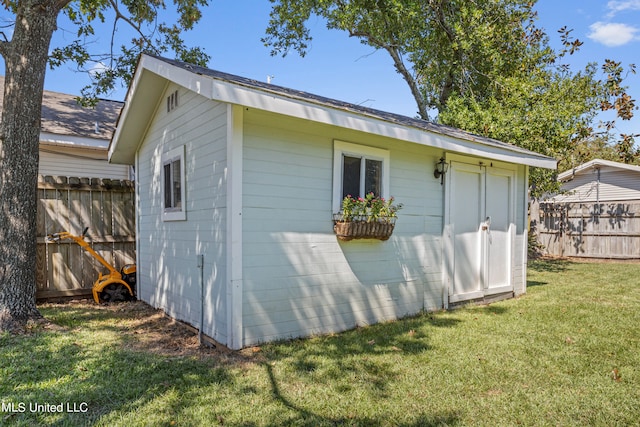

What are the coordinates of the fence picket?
(531, 200, 640, 259)
(36, 175, 136, 299)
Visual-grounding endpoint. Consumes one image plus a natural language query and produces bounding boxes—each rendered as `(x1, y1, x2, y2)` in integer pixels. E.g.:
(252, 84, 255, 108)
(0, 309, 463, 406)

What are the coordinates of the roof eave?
(558, 158, 640, 181)
(110, 54, 557, 169)
(109, 57, 166, 164)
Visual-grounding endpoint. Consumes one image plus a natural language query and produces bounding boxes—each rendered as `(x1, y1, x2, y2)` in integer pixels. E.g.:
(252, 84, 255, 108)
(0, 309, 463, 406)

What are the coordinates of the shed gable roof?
(110, 54, 556, 169)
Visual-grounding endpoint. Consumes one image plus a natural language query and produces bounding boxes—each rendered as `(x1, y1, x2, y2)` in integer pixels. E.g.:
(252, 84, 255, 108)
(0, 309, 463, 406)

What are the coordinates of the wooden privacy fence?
(37, 175, 136, 299)
(531, 201, 640, 259)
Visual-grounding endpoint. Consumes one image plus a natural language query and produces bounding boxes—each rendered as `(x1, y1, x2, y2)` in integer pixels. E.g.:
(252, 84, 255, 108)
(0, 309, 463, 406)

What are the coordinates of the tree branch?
(107, 0, 160, 55)
(384, 45, 429, 120)
(350, 28, 429, 120)
(54, 0, 73, 10)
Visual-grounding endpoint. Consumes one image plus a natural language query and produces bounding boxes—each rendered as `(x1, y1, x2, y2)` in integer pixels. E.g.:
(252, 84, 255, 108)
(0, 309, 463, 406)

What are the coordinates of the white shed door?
(448, 161, 515, 303)
(485, 167, 515, 295)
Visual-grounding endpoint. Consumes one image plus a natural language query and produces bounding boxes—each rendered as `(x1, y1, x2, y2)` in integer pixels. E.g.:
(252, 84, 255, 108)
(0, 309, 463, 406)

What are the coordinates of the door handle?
(481, 216, 491, 231)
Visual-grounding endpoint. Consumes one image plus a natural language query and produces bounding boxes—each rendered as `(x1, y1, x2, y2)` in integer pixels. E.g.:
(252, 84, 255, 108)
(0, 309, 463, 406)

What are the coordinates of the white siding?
(555, 167, 640, 203)
(136, 84, 229, 345)
(40, 148, 130, 180)
(240, 109, 445, 346)
(135, 96, 531, 348)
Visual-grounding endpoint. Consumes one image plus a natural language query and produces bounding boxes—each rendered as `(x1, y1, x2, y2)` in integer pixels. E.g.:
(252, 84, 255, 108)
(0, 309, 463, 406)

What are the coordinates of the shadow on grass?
(2, 313, 462, 426)
(41, 302, 165, 332)
(42, 305, 122, 327)
(527, 280, 548, 288)
(263, 362, 460, 426)
(474, 305, 509, 315)
(528, 258, 572, 273)
(0, 331, 232, 426)
(11, 303, 466, 425)
(252, 312, 464, 424)
(263, 312, 460, 373)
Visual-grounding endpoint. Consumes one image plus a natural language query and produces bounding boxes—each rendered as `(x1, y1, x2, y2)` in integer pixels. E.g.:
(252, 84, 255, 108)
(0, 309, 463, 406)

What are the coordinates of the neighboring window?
(332, 141, 390, 212)
(162, 146, 186, 221)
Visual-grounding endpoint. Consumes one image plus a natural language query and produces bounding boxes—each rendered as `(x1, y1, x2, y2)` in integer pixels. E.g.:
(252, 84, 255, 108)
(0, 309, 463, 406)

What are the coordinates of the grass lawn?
(2, 259, 639, 426)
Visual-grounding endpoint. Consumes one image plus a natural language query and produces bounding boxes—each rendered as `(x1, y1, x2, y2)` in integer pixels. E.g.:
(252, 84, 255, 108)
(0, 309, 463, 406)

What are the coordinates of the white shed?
(109, 54, 556, 349)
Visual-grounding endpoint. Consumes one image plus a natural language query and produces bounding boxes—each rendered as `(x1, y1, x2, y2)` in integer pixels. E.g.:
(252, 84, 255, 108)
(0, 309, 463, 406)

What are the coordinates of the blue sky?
(6, 1, 640, 137)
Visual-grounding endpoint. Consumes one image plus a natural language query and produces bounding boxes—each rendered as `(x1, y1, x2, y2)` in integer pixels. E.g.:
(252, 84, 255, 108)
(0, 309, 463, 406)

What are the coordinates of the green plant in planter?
(334, 194, 403, 241)
(339, 193, 403, 223)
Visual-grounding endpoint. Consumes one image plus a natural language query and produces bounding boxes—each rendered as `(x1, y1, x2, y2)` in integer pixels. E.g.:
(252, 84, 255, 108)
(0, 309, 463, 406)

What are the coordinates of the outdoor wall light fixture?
(434, 157, 449, 185)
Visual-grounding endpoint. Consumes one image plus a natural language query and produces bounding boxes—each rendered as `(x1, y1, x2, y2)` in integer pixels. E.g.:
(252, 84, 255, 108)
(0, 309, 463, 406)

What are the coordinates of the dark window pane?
(365, 159, 382, 196)
(164, 163, 172, 208)
(342, 155, 361, 199)
(172, 159, 181, 208)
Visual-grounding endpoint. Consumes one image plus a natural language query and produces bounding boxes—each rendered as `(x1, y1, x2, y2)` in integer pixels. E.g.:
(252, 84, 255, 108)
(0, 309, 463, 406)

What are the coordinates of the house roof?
(0, 75, 123, 146)
(110, 54, 557, 169)
(558, 159, 640, 182)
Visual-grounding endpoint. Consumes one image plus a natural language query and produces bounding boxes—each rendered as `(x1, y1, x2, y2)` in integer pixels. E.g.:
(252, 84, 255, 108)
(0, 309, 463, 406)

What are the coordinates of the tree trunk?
(0, 1, 63, 332)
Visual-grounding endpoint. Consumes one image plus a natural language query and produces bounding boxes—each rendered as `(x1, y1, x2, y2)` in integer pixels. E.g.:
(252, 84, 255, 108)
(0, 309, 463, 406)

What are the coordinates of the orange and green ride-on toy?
(47, 227, 136, 304)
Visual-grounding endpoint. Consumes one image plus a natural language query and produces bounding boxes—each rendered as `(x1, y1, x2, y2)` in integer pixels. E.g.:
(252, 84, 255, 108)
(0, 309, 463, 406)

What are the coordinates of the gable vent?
(167, 90, 179, 113)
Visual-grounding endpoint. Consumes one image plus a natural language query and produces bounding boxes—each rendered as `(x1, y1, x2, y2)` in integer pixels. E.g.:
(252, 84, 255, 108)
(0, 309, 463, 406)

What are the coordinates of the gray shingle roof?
(0, 75, 123, 140)
(150, 54, 550, 160)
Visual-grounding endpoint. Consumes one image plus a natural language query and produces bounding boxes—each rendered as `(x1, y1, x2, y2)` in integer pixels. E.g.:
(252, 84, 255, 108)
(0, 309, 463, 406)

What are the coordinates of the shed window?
(162, 146, 186, 221)
(333, 141, 390, 212)
(342, 156, 383, 199)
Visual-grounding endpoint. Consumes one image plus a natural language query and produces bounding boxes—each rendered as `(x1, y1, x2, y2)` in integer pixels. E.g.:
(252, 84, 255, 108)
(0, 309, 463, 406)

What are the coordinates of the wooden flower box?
(333, 215, 396, 241)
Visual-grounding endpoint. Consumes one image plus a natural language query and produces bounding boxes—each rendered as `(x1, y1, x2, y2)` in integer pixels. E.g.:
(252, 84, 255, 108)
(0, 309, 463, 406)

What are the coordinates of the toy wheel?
(99, 283, 131, 303)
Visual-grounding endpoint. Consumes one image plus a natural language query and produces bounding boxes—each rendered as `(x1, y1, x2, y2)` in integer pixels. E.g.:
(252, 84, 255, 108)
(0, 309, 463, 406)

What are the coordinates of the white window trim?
(332, 140, 390, 213)
(162, 145, 186, 221)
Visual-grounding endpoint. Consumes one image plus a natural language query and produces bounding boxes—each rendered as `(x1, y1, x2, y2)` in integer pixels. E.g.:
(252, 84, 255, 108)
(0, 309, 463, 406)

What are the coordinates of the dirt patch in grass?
(38, 299, 263, 365)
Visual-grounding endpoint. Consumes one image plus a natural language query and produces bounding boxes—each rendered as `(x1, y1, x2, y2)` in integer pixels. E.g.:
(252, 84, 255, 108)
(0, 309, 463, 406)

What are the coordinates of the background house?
(0, 75, 130, 180)
(533, 159, 640, 258)
(552, 158, 640, 203)
(109, 54, 556, 349)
